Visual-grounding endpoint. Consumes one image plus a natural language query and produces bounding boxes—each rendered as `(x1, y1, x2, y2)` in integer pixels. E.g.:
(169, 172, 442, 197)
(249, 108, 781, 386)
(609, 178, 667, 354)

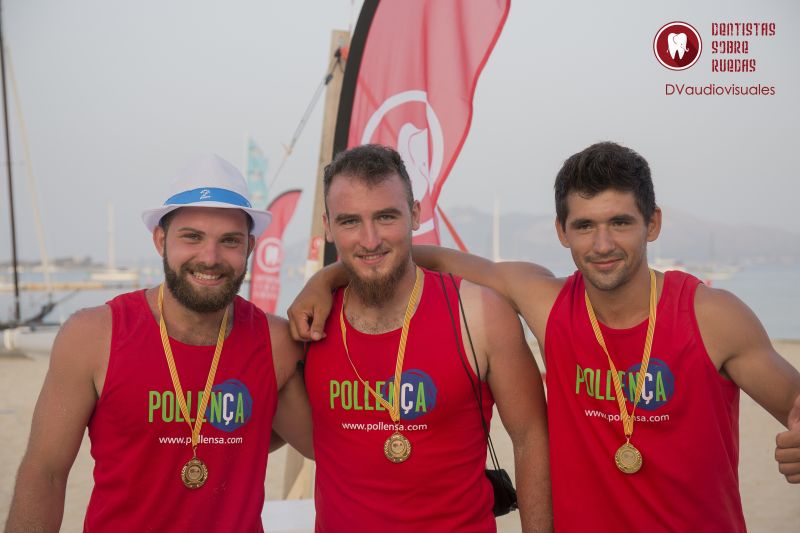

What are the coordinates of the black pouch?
(485, 468, 518, 516)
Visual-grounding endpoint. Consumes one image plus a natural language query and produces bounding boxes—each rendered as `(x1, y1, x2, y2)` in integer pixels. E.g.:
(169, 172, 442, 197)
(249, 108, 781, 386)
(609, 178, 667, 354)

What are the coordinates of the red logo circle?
(256, 237, 283, 274)
(653, 22, 702, 71)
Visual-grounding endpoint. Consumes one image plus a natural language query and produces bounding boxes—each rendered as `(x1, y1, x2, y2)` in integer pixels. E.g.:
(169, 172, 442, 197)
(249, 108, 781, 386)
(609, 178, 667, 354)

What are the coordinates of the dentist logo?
(379, 369, 438, 421)
(206, 379, 253, 432)
(625, 358, 675, 411)
(255, 237, 283, 274)
(361, 91, 444, 239)
(653, 22, 702, 71)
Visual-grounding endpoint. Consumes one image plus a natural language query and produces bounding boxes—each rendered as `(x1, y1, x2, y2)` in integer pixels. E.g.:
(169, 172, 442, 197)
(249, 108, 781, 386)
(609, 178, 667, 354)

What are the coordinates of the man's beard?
(163, 250, 245, 313)
(343, 257, 408, 308)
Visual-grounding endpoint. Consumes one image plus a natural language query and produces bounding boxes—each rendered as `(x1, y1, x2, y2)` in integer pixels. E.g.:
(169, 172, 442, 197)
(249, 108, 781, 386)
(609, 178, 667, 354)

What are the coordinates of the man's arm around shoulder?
(413, 245, 556, 313)
(5, 306, 108, 533)
(287, 245, 563, 343)
(459, 281, 552, 532)
(414, 246, 564, 343)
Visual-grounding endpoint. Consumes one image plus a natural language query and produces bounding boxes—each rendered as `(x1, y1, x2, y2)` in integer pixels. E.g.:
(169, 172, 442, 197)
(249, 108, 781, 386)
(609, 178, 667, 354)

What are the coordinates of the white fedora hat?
(141, 154, 271, 236)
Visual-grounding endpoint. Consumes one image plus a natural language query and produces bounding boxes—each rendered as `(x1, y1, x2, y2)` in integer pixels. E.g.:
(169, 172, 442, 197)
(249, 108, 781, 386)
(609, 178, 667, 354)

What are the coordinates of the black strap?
(437, 272, 502, 472)
(298, 342, 309, 373)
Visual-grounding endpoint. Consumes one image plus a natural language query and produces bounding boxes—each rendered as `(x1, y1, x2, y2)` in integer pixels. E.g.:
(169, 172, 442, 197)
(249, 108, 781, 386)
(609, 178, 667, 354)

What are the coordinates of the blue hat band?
(164, 187, 252, 208)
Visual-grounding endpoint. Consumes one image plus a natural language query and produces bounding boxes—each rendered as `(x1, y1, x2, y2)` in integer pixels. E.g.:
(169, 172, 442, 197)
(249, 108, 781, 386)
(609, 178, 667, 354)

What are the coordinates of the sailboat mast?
(0, 0, 20, 324)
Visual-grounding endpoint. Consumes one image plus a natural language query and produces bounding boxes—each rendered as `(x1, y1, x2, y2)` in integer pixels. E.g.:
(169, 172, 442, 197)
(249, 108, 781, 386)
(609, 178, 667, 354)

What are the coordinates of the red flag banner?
(335, 0, 510, 245)
(250, 189, 302, 314)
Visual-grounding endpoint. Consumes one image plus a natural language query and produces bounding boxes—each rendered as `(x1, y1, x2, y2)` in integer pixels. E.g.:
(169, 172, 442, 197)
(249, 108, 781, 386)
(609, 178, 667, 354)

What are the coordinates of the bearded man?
(302, 144, 551, 532)
(6, 155, 312, 532)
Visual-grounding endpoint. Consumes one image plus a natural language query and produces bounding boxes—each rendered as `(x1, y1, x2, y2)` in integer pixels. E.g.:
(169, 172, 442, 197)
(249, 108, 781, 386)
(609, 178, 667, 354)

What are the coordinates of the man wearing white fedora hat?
(6, 155, 313, 532)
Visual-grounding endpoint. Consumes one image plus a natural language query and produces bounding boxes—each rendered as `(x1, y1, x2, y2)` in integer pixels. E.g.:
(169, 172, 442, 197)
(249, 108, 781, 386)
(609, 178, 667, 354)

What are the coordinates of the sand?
(1, 340, 799, 532)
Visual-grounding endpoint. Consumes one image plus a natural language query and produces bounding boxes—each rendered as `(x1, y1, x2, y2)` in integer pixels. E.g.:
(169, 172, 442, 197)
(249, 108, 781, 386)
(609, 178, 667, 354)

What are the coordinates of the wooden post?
(303, 30, 349, 282)
(282, 29, 349, 501)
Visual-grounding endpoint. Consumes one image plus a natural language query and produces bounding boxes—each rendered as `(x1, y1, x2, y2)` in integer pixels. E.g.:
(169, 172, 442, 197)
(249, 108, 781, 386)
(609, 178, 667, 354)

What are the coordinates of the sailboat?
(89, 203, 140, 283)
(0, 4, 55, 332)
(0, 6, 66, 353)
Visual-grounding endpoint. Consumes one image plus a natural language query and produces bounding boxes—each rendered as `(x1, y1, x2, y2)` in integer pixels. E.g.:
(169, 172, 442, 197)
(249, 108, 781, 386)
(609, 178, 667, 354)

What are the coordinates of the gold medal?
(341, 268, 423, 464)
(585, 269, 658, 475)
(614, 441, 643, 474)
(384, 432, 411, 463)
(181, 456, 209, 488)
(158, 284, 229, 489)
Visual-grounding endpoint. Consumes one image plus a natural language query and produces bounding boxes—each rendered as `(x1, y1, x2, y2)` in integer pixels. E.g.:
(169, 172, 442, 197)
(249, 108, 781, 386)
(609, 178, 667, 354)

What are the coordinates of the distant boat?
(89, 269, 140, 283)
(696, 264, 741, 282)
(1, 14, 58, 330)
(89, 203, 141, 284)
(651, 258, 740, 285)
(2, 324, 58, 354)
(650, 258, 687, 273)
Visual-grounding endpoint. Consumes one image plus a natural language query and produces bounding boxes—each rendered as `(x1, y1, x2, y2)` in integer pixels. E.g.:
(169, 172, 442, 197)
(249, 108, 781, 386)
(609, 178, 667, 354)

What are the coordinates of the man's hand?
(287, 282, 333, 342)
(287, 263, 349, 342)
(776, 394, 800, 483)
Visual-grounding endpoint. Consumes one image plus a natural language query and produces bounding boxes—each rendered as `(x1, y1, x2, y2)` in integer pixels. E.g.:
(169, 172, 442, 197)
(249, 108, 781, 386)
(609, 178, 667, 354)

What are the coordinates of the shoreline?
(2, 340, 799, 532)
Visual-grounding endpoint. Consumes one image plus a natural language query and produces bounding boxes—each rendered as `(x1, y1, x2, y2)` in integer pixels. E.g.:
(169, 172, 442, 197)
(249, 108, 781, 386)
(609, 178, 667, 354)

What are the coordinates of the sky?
(1, 0, 798, 267)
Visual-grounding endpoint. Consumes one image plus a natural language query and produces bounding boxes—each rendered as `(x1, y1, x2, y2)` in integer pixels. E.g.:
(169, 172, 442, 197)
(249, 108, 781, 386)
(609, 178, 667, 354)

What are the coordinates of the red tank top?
(305, 269, 495, 533)
(84, 290, 277, 532)
(545, 271, 744, 532)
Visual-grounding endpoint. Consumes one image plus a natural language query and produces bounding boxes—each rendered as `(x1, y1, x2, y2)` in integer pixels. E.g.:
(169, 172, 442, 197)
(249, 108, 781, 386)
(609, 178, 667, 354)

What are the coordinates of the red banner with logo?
(336, 0, 510, 244)
(250, 189, 302, 314)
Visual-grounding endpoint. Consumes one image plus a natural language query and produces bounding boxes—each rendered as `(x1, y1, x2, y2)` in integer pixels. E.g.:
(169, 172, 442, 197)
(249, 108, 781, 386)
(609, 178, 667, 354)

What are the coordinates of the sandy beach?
(1, 340, 799, 532)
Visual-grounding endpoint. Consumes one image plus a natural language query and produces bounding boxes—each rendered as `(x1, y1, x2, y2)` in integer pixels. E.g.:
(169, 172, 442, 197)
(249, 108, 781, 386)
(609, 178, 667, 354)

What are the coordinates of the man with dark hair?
(302, 144, 551, 531)
(6, 155, 313, 532)
(554, 141, 655, 227)
(323, 143, 415, 210)
(290, 141, 800, 531)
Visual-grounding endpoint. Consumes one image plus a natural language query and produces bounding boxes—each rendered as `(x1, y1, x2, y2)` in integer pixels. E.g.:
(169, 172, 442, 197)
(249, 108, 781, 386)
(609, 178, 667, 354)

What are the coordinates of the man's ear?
(247, 235, 256, 258)
(153, 226, 166, 257)
(646, 207, 662, 242)
(555, 217, 569, 248)
(323, 212, 334, 243)
(410, 200, 421, 231)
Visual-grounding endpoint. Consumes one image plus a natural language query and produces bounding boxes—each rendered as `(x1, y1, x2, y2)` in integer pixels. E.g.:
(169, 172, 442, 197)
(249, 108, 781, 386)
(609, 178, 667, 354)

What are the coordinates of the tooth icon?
(397, 122, 432, 202)
(667, 33, 688, 60)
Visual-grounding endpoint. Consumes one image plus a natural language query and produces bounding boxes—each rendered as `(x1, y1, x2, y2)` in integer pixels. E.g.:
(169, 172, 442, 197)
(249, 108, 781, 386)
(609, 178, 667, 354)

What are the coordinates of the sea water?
(2, 263, 799, 340)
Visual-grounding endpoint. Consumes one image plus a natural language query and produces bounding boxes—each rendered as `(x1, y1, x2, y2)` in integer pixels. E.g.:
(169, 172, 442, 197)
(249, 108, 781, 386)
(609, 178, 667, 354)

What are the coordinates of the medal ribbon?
(584, 269, 657, 440)
(158, 283, 229, 452)
(339, 267, 423, 423)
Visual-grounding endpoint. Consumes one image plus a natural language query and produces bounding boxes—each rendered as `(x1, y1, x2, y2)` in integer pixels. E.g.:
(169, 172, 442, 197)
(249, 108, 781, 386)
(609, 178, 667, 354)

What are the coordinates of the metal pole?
(0, 0, 20, 325)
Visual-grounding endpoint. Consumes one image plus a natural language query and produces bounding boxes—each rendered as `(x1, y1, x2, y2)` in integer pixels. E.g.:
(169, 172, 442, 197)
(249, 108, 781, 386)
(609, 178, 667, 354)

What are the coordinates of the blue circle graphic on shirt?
(205, 379, 253, 432)
(624, 358, 674, 411)
(380, 369, 438, 421)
